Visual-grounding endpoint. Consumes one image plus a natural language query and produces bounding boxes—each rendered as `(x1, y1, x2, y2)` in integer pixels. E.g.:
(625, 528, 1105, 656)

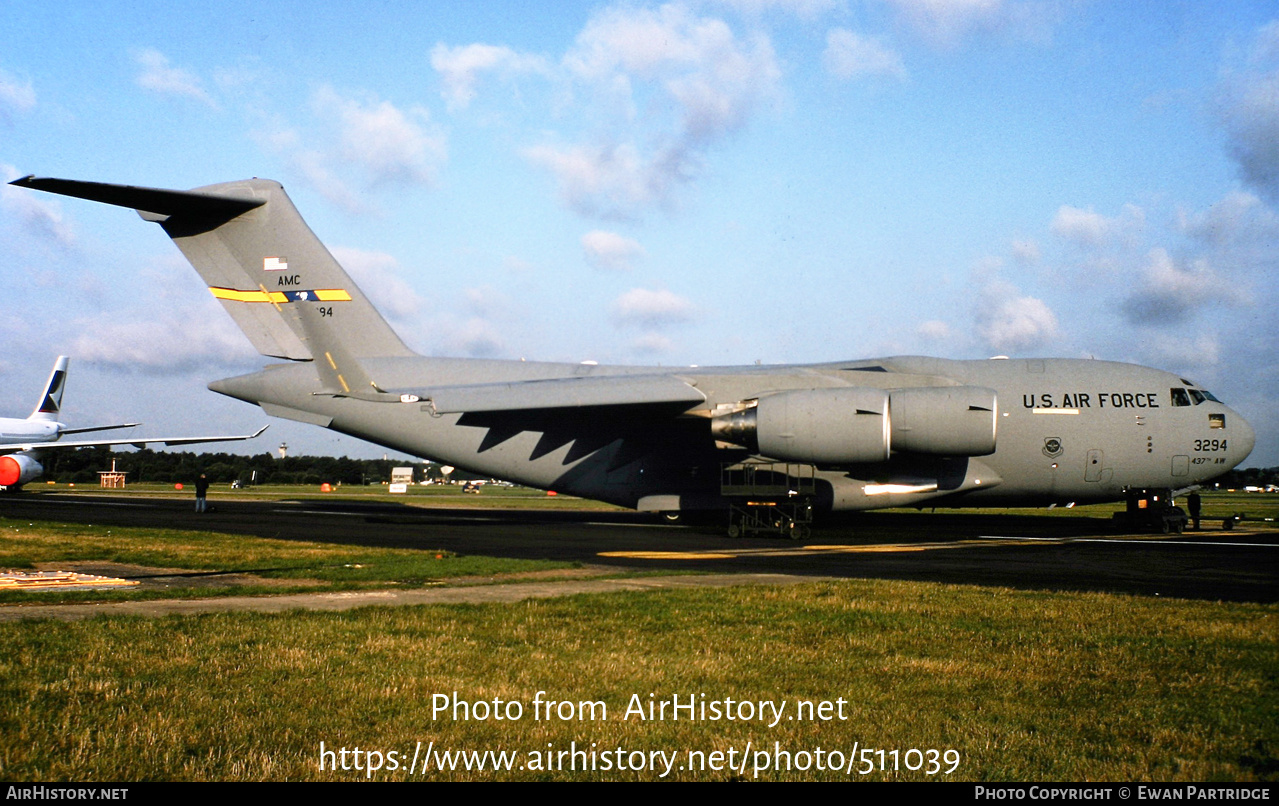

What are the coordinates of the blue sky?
(3, 0, 1277, 466)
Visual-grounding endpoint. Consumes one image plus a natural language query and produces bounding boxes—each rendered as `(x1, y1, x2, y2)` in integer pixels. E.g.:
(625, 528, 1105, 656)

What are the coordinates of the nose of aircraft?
(1229, 407, 1256, 468)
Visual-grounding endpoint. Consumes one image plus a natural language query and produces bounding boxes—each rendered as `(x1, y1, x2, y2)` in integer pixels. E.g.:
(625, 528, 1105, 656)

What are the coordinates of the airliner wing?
(0, 425, 269, 454)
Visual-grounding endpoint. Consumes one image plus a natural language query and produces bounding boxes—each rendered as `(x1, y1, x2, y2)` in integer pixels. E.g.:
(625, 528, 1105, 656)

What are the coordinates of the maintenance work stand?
(721, 461, 816, 539)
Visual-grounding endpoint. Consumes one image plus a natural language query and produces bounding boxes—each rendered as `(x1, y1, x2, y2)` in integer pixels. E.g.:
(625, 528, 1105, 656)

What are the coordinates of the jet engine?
(889, 386, 997, 456)
(711, 385, 998, 464)
(712, 388, 891, 464)
(0, 454, 43, 488)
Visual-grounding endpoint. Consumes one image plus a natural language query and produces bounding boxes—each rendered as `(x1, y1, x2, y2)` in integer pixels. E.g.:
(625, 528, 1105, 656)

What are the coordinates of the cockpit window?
(1188, 389, 1206, 405)
(1170, 388, 1192, 407)
(1202, 390, 1220, 403)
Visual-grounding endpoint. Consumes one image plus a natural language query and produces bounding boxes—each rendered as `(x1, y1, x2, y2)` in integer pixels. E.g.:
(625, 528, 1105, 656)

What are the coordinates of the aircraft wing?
(411, 375, 707, 414)
(57, 422, 141, 435)
(0, 425, 269, 454)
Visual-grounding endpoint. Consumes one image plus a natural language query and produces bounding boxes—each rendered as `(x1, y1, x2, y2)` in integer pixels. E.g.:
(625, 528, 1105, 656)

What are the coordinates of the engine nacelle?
(889, 386, 997, 456)
(0, 454, 44, 488)
(712, 388, 891, 464)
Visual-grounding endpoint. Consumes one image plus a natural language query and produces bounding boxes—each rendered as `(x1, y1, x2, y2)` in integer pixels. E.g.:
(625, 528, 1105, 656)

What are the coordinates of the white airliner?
(0, 356, 266, 489)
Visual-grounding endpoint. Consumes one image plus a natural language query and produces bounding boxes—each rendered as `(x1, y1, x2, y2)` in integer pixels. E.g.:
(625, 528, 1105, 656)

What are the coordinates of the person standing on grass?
(195, 473, 210, 513)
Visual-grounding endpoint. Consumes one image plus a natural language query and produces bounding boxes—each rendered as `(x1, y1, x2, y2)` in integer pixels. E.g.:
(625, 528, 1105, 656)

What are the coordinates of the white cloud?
(1177, 190, 1279, 247)
(329, 246, 425, 322)
(1011, 239, 1040, 265)
(1217, 24, 1279, 203)
(524, 2, 781, 218)
(254, 126, 363, 213)
(1, 164, 74, 247)
(442, 317, 504, 358)
(884, 0, 1062, 47)
(612, 287, 695, 327)
(524, 141, 674, 219)
(1138, 333, 1221, 370)
(430, 43, 547, 110)
(0, 68, 35, 119)
(258, 89, 447, 211)
(1251, 20, 1279, 64)
(68, 311, 256, 374)
(711, 0, 838, 18)
(1050, 203, 1144, 249)
(312, 86, 446, 187)
(581, 230, 646, 271)
(1050, 205, 1108, 247)
(973, 267, 1058, 352)
(1121, 248, 1245, 326)
(823, 29, 907, 81)
(915, 320, 953, 341)
(463, 285, 516, 320)
(132, 48, 217, 108)
(565, 4, 781, 142)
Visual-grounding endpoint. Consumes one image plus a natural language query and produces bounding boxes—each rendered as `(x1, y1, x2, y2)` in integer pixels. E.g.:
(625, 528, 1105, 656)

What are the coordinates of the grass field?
(0, 519, 578, 605)
(0, 580, 1273, 781)
(31, 480, 629, 510)
(0, 488, 1274, 781)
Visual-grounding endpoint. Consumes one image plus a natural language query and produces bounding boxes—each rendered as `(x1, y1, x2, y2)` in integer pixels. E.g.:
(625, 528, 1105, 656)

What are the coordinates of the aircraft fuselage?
(209, 353, 1255, 513)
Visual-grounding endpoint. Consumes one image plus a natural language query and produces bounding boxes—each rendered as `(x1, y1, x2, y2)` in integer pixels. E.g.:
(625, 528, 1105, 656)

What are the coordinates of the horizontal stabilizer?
(0, 425, 269, 454)
(8, 176, 264, 219)
(418, 374, 706, 414)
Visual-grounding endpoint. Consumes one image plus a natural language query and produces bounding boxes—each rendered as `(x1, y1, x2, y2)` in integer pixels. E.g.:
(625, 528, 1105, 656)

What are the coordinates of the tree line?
(40, 447, 450, 486)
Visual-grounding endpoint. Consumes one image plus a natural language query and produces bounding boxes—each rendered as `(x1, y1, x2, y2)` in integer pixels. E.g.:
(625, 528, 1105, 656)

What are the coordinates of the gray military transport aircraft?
(12, 176, 1256, 535)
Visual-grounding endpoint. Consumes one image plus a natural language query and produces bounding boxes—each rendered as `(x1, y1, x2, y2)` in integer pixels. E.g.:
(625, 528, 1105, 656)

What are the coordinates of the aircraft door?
(1171, 455, 1189, 477)
(1085, 449, 1104, 482)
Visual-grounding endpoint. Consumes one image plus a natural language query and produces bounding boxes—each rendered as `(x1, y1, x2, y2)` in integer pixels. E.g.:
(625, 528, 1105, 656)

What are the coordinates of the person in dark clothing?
(195, 473, 210, 513)
(1187, 491, 1201, 531)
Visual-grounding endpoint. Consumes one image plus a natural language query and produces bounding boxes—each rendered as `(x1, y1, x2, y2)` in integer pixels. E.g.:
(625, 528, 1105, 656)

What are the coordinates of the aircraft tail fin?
(10, 176, 414, 362)
(29, 356, 68, 422)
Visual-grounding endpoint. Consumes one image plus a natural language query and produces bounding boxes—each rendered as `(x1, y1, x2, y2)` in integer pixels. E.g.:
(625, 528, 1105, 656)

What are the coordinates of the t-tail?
(9, 177, 413, 382)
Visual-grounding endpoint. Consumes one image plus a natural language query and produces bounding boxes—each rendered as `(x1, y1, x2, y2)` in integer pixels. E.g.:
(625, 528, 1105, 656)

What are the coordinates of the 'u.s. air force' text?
(1023, 392, 1160, 409)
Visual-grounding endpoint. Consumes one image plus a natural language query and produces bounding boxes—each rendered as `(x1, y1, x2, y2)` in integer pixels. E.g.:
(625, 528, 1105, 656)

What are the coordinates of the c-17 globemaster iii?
(12, 176, 1255, 534)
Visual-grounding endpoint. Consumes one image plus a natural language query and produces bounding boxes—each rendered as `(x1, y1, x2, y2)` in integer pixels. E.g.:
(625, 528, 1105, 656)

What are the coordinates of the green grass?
(0, 580, 1273, 781)
(0, 518, 574, 604)
(33, 480, 628, 510)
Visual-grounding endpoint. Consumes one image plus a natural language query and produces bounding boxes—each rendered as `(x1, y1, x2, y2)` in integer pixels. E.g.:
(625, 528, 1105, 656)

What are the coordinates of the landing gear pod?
(890, 386, 998, 456)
